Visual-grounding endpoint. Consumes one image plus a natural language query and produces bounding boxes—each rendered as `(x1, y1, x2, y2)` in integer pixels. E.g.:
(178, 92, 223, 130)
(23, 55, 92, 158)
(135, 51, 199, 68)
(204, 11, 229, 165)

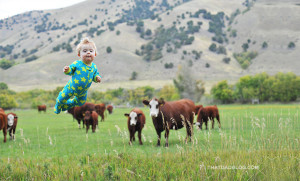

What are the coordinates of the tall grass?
(0, 105, 299, 180)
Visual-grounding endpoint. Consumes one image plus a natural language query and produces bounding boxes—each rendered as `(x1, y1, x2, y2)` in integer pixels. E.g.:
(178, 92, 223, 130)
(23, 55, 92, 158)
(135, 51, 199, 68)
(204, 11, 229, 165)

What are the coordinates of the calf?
(124, 108, 146, 145)
(67, 102, 96, 128)
(83, 111, 98, 133)
(143, 98, 195, 147)
(37, 105, 47, 113)
(195, 105, 221, 130)
(95, 103, 106, 121)
(0, 112, 7, 143)
(7, 112, 18, 140)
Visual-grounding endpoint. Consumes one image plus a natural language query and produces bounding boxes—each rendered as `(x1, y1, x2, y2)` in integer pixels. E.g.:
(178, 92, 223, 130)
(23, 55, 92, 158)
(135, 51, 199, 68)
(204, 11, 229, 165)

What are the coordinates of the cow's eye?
(156, 105, 158, 108)
(149, 105, 152, 108)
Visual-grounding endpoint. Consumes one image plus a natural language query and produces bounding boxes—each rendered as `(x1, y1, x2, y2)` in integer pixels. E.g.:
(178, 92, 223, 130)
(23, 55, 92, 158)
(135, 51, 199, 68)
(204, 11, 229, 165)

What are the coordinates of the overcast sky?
(0, 0, 86, 20)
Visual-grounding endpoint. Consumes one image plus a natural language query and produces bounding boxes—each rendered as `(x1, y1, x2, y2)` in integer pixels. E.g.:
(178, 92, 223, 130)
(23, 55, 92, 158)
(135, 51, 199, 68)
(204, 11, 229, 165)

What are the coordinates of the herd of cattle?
(0, 98, 221, 147)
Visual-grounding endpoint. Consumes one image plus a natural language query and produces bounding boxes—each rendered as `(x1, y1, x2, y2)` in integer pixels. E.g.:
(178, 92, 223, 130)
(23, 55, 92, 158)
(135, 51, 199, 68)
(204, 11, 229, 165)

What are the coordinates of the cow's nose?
(150, 113, 157, 117)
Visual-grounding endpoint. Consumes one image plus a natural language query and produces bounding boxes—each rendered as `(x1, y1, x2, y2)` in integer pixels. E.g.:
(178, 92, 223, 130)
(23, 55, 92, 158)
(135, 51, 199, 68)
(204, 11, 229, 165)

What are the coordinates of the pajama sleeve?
(92, 64, 101, 82)
(64, 61, 77, 75)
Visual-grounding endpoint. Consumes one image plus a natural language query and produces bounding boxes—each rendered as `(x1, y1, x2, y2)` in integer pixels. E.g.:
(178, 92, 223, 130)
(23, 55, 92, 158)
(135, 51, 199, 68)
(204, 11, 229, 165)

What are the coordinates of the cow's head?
(7, 114, 14, 127)
(83, 111, 92, 122)
(125, 111, 142, 126)
(143, 98, 165, 117)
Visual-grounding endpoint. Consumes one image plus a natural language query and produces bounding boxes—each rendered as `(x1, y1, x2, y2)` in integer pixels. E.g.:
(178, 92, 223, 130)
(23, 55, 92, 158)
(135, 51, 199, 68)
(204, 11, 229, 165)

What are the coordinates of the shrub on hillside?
(0, 59, 14, 69)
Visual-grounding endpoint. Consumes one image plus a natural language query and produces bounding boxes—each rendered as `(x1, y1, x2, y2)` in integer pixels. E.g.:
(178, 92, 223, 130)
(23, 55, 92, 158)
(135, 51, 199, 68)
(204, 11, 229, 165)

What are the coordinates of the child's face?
(78, 44, 96, 65)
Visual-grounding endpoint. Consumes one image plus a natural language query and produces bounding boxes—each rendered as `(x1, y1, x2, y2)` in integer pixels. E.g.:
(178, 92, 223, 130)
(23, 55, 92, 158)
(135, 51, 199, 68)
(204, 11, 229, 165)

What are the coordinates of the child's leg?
(63, 92, 87, 110)
(54, 87, 73, 114)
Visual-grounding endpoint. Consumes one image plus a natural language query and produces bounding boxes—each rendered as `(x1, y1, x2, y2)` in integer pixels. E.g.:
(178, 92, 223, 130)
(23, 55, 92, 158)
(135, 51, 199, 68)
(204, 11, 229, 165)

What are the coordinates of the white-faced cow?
(143, 98, 196, 147)
(124, 108, 146, 145)
(7, 112, 18, 140)
(0, 112, 7, 143)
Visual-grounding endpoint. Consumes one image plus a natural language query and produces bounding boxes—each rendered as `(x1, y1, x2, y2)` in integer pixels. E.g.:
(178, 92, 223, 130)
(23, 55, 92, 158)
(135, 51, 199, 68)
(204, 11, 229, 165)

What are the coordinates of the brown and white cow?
(37, 105, 47, 113)
(107, 105, 113, 114)
(95, 103, 106, 122)
(0, 112, 7, 143)
(195, 105, 221, 130)
(143, 98, 195, 147)
(124, 108, 146, 145)
(7, 112, 18, 140)
(83, 111, 98, 133)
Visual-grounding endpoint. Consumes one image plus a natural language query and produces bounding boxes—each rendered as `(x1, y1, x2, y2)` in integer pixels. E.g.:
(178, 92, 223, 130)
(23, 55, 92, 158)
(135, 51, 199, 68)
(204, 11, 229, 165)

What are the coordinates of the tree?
(262, 41, 268, 49)
(209, 43, 217, 52)
(0, 59, 14, 70)
(242, 43, 249, 52)
(0, 94, 18, 109)
(173, 64, 205, 102)
(158, 85, 180, 101)
(106, 46, 112, 53)
(288, 42, 295, 49)
(0, 82, 8, 90)
(211, 80, 234, 103)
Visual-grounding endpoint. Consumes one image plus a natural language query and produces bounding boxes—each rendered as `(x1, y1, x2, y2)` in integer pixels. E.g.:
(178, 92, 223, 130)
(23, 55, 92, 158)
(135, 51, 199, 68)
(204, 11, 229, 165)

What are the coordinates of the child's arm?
(64, 61, 77, 75)
(92, 64, 101, 83)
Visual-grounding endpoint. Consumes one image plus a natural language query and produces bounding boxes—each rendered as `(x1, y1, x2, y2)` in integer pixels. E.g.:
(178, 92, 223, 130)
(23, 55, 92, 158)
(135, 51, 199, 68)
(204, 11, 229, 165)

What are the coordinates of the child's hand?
(63, 66, 70, 73)
(96, 76, 101, 83)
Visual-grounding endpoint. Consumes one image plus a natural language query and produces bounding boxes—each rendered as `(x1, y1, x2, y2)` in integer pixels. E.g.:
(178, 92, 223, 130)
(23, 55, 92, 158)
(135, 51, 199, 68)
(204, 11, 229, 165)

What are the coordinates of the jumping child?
(54, 37, 101, 114)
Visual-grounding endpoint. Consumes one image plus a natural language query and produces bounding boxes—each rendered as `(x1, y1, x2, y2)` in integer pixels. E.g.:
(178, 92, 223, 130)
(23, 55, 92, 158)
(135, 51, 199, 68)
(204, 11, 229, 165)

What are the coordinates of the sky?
(0, 0, 86, 20)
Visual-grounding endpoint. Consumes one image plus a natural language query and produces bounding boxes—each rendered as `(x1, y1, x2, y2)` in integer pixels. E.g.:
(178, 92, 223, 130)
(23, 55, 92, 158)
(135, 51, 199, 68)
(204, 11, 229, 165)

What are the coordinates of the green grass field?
(0, 105, 299, 180)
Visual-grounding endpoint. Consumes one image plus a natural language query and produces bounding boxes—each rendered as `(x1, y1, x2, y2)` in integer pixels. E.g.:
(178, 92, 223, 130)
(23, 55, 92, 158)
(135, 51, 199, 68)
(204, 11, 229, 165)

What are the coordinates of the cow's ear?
(159, 98, 165, 106)
(142, 100, 149, 105)
(124, 113, 129, 117)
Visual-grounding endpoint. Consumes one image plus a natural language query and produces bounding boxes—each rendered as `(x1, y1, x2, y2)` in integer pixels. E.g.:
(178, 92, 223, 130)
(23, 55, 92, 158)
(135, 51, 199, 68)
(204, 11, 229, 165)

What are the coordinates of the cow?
(124, 108, 146, 145)
(67, 102, 96, 128)
(7, 112, 18, 140)
(83, 111, 98, 133)
(95, 103, 106, 122)
(195, 105, 203, 116)
(143, 98, 196, 147)
(37, 105, 47, 113)
(107, 105, 113, 114)
(195, 105, 221, 130)
(0, 112, 7, 143)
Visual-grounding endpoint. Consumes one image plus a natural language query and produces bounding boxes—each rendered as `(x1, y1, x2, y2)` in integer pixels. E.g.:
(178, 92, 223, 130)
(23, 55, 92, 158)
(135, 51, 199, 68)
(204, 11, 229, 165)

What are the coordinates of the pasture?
(0, 104, 299, 180)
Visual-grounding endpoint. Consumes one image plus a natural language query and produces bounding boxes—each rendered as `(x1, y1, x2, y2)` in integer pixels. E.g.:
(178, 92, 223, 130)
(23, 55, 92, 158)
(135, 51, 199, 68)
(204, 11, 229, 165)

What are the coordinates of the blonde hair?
(76, 37, 97, 55)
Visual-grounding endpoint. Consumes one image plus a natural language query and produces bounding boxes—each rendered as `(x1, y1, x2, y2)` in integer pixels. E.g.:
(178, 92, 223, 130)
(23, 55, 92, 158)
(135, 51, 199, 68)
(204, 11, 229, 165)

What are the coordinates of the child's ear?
(95, 52, 97, 56)
(78, 53, 80, 57)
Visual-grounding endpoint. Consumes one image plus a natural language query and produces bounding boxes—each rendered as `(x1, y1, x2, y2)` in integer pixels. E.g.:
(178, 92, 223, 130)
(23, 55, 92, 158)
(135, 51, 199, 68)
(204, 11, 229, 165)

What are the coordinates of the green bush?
(0, 59, 14, 69)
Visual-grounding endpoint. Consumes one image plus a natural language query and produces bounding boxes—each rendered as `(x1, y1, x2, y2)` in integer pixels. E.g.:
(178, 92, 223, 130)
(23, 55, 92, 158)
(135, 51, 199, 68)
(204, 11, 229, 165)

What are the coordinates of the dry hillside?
(0, 0, 299, 92)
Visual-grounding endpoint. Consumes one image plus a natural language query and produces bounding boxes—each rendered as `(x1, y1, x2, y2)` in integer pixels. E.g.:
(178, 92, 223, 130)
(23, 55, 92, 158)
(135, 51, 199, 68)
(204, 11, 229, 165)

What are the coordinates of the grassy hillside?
(0, 0, 299, 92)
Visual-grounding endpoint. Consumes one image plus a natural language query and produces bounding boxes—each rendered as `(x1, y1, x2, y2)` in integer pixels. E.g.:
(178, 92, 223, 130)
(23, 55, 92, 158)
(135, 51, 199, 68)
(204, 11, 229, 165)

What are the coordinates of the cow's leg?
(185, 121, 193, 143)
(205, 121, 208, 130)
(156, 131, 161, 146)
(217, 114, 221, 128)
(13, 128, 16, 140)
(200, 120, 203, 130)
(165, 129, 169, 147)
(77, 119, 81, 129)
(86, 123, 89, 133)
(212, 118, 215, 129)
(3, 129, 7, 143)
(138, 130, 143, 145)
(129, 131, 133, 145)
